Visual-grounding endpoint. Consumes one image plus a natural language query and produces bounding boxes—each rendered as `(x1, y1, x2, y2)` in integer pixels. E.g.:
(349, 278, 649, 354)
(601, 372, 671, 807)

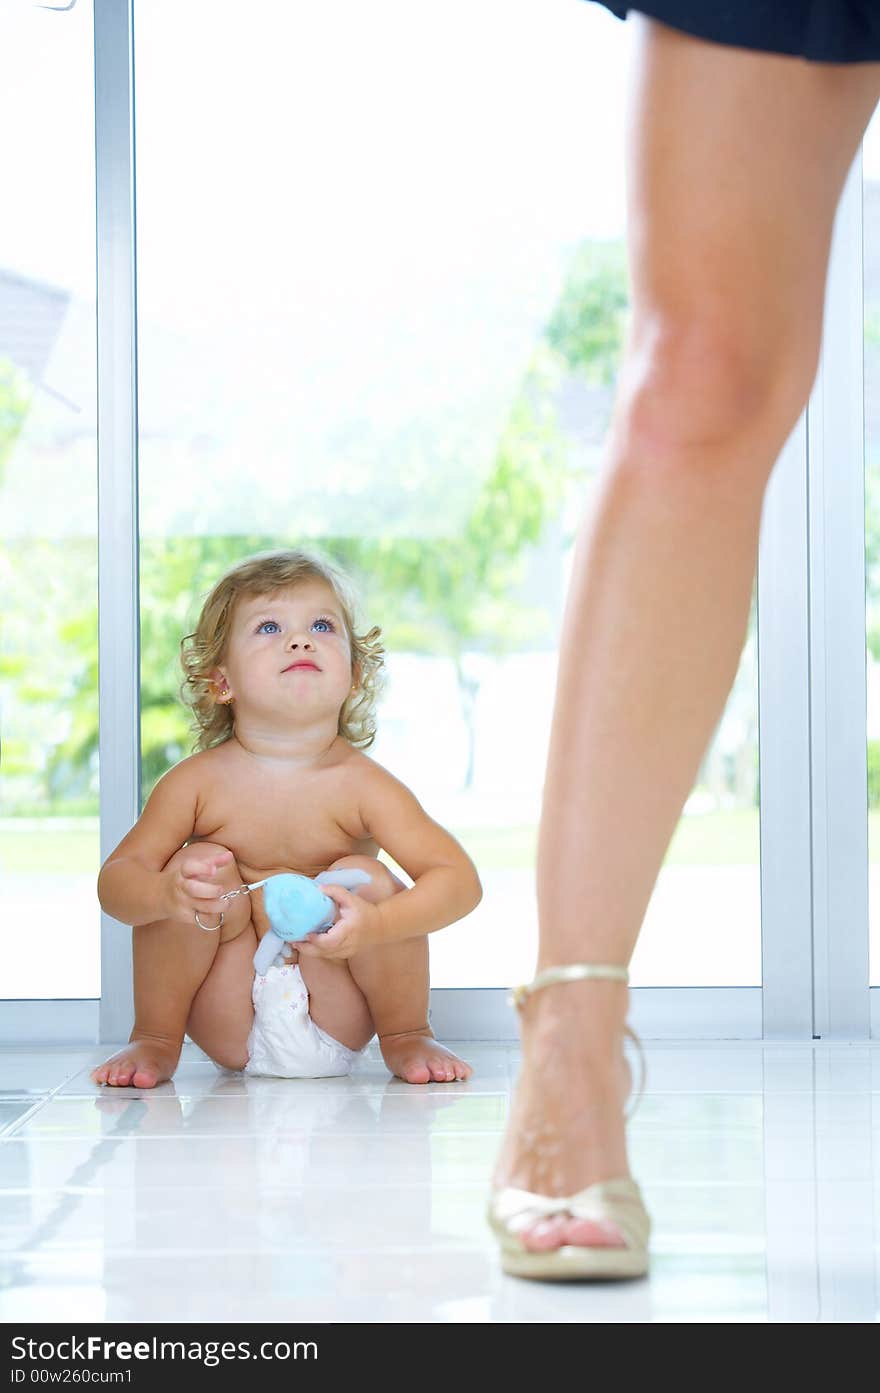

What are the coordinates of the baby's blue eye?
(256, 617, 335, 634)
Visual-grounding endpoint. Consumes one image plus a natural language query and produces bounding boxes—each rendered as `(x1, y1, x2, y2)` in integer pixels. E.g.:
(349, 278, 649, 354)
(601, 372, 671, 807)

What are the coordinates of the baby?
(91, 547, 483, 1088)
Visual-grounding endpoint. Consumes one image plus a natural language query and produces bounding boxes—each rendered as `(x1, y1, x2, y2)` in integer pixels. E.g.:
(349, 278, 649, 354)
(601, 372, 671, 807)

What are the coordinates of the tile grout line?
(0, 1062, 110, 1140)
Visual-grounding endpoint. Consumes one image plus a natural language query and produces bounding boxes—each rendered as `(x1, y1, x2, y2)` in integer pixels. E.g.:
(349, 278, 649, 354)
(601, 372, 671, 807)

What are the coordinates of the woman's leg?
(493, 15, 880, 1253)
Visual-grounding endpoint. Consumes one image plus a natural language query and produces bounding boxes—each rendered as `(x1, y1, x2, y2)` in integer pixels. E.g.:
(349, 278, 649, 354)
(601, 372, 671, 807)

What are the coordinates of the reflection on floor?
(0, 1040, 878, 1322)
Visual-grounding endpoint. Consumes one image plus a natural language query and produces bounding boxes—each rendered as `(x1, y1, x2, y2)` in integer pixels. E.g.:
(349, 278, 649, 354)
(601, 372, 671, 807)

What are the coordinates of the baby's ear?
(208, 669, 231, 704)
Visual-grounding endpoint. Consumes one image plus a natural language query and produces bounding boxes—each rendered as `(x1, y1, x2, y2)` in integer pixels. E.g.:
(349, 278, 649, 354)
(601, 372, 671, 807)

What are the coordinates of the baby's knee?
(172, 839, 251, 935)
(324, 855, 405, 904)
(208, 1044, 250, 1072)
(176, 838, 240, 880)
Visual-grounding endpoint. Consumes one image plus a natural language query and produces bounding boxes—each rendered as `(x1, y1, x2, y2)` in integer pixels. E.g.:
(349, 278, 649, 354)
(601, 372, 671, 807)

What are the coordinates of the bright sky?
(5, 0, 880, 303)
(1, 0, 631, 307)
(5, 0, 880, 306)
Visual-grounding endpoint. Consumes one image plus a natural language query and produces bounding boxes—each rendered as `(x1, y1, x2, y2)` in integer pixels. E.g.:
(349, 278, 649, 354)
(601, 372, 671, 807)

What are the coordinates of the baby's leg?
(184, 919, 258, 1070)
(350, 932, 472, 1084)
(308, 856, 473, 1084)
(90, 842, 253, 1088)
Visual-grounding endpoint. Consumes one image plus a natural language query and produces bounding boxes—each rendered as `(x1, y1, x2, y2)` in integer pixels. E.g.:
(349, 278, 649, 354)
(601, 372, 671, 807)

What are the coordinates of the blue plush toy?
(221, 868, 372, 975)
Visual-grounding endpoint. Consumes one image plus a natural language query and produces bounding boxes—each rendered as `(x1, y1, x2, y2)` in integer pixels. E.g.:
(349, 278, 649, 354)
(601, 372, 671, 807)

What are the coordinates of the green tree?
(545, 240, 629, 387)
(0, 356, 31, 491)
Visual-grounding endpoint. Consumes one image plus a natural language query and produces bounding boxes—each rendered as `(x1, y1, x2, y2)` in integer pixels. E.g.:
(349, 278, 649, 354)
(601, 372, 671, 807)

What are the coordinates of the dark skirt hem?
(590, 2, 880, 64)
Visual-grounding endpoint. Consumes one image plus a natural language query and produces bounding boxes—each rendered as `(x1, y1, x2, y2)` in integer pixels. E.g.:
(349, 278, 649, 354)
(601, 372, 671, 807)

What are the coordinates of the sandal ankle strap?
(508, 962, 646, 1120)
(509, 963, 628, 1010)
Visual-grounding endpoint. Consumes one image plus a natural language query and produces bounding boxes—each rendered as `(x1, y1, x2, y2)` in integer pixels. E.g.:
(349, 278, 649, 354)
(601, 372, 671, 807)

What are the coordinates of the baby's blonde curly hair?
(179, 548, 386, 753)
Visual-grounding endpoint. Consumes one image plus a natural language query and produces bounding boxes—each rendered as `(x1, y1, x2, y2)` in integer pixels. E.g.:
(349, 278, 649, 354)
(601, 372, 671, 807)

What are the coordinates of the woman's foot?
(90, 1035, 182, 1089)
(491, 977, 633, 1252)
(379, 1027, 473, 1083)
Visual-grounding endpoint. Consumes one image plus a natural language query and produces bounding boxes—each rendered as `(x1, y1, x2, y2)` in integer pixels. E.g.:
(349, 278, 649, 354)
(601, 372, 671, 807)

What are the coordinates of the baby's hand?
(295, 883, 382, 961)
(160, 849, 234, 927)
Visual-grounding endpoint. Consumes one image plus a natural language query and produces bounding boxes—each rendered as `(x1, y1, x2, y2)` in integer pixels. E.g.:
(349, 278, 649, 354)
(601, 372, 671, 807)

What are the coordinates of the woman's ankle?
(518, 980, 630, 1056)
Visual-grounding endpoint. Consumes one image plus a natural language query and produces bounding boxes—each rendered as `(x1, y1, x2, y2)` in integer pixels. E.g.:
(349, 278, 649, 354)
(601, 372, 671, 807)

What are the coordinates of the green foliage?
(866, 461, 880, 663)
(327, 344, 569, 657)
(0, 356, 32, 491)
(865, 304, 880, 350)
(868, 739, 880, 810)
(545, 241, 629, 387)
(138, 535, 261, 788)
(2, 537, 98, 811)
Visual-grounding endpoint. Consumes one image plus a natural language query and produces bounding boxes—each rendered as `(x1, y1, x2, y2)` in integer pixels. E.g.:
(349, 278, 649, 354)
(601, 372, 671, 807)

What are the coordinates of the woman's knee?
(619, 22, 877, 459)
(617, 313, 816, 460)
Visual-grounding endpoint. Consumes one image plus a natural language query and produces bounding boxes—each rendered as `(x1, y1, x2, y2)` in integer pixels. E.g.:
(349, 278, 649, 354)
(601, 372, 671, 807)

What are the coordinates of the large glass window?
(0, 0, 99, 1000)
(132, 0, 760, 991)
(864, 111, 880, 987)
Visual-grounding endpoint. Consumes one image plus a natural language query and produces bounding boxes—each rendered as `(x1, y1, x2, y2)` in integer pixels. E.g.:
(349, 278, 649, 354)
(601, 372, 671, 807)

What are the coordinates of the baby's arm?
(98, 760, 208, 926)
(355, 762, 482, 945)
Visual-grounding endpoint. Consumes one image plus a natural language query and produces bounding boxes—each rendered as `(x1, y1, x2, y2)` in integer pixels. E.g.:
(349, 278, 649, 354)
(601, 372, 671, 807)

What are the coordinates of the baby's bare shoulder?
(184, 744, 230, 770)
(342, 746, 388, 787)
(166, 745, 226, 782)
(159, 744, 231, 808)
(332, 749, 391, 822)
(342, 749, 419, 807)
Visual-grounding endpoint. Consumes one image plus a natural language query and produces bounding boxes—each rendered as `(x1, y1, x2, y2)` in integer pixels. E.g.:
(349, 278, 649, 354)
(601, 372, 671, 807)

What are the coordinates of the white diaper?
(244, 962, 367, 1079)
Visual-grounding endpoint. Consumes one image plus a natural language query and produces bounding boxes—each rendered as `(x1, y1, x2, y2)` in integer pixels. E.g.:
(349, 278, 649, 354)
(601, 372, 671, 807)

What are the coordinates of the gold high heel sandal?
(487, 963, 651, 1281)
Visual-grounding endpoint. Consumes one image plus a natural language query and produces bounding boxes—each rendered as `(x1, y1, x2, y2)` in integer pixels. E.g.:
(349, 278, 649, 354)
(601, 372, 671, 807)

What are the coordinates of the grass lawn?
(0, 824, 104, 874)
(7, 807, 880, 872)
(0, 807, 764, 872)
(455, 808, 762, 867)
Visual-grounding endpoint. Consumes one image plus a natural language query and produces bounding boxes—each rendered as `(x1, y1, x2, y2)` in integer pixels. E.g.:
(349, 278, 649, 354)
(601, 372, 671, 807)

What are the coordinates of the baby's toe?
(403, 1060, 431, 1085)
(131, 1065, 161, 1088)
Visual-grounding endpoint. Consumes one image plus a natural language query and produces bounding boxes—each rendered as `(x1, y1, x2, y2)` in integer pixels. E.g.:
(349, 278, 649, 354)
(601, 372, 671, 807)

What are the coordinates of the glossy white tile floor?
(1, 1039, 879, 1323)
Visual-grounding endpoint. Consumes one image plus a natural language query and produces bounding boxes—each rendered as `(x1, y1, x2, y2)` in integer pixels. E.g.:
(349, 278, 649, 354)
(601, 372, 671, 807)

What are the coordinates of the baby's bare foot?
(380, 1028, 473, 1084)
(90, 1037, 181, 1089)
